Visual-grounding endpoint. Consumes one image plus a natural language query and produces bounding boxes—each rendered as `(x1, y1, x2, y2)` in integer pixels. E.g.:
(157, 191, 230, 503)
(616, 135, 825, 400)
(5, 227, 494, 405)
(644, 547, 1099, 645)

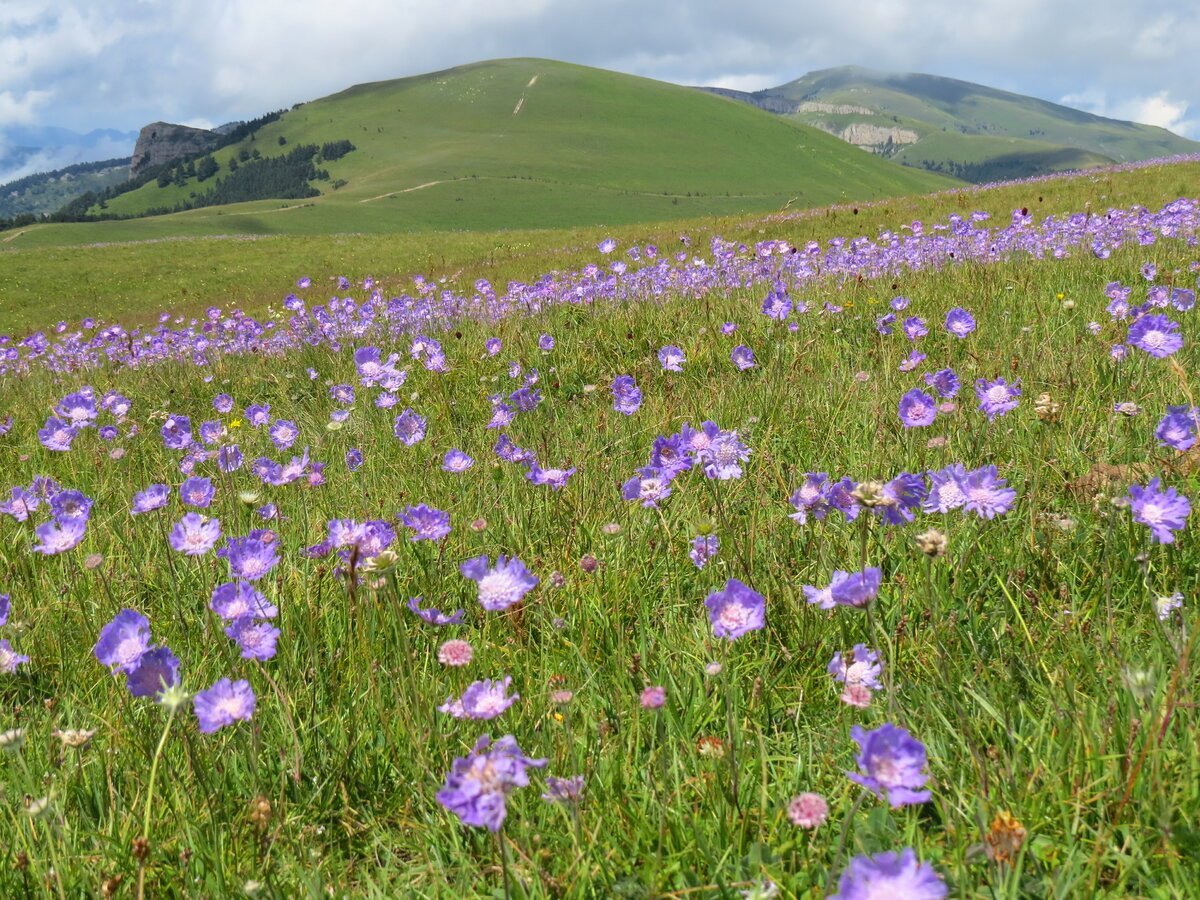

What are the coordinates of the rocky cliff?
(130, 122, 219, 175)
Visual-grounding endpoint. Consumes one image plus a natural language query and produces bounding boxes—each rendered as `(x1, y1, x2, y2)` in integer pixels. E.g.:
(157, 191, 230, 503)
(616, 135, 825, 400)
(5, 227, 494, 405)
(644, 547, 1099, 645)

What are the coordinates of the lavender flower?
(49, 489, 93, 523)
(436, 734, 547, 831)
(527, 465, 576, 491)
(38, 416, 78, 452)
(789, 473, 831, 524)
(160, 415, 192, 450)
(831, 849, 946, 899)
(460, 555, 538, 611)
(393, 408, 427, 445)
(211, 581, 278, 621)
(612, 375, 642, 415)
(1128, 313, 1183, 358)
(168, 513, 221, 555)
(898, 389, 937, 428)
(705, 578, 766, 640)
(218, 531, 279, 581)
(225, 618, 281, 661)
(542, 775, 585, 804)
(944, 307, 976, 338)
(439, 677, 520, 720)
(689, 534, 719, 569)
(93, 609, 152, 674)
(658, 346, 685, 371)
(924, 368, 960, 398)
(902, 316, 928, 340)
(1128, 478, 1191, 544)
(0, 639, 29, 673)
(975, 377, 1021, 420)
(407, 596, 466, 626)
(731, 345, 756, 370)
(622, 467, 673, 508)
(959, 465, 1017, 519)
(33, 518, 86, 555)
(442, 449, 474, 473)
(401, 504, 451, 541)
(132, 484, 170, 515)
(827, 644, 883, 692)
(125, 648, 181, 700)
(269, 420, 299, 450)
(194, 678, 256, 734)
(345, 448, 364, 471)
(1156, 406, 1198, 451)
(180, 476, 215, 508)
(847, 722, 931, 807)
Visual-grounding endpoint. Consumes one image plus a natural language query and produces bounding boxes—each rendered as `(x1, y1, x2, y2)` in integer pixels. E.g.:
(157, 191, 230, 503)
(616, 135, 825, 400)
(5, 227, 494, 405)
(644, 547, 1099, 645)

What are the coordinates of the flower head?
(1128, 478, 1191, 543)
(400, 504, 451, 541)
(1128, 313, 1183, 358)
(440, 676, 519, 720)
(194, 678, 256, 733)
(704, 578, 766, 640)
(831, 848, 946, 899)
(847, 723, 931, 807)
(898, 389, 937, 428)
(460, 555, 538, 611)
(787, 793, 828, 828)
(436, 734, 547, 831)
(93, 609, 152, 674)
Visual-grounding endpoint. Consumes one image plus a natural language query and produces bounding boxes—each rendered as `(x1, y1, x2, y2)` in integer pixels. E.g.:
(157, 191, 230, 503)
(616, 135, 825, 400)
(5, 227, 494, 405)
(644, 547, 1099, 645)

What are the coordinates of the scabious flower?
(945, 307, 976, 338)
(1128, 314, 1183, 358)
(622, 466, 674, 508)
(527, 465, 576, 491)
(269, 420, 299, 449)
(923, 463, 968, 513)
(1128, 478, 1191, 544)
(460, 555, 538, 611)
(789, 473, 831, 524)
(93, 609, 152, 674)
(803, 568, 882, 610)
(705, 578, 766, 640)
(213, 393, 234, 414)
(847, 723, 931, 807)
(0, 639, 29, 673)
(898, 389, 937, 428)
(1156, 592, 1184, 621)
(538, 333, 555, 352)
(50, 489, 93, 523)
(345, 448, 364, 471)
(731, 345, 756, 370)
(689, 534, 719, 569)
(542, 775, 585, 804)
(787, 793, 828, 829)
(610, 375, 642, 416)
(38, 416, 78, 452)
(393, 408, 427, 445)
(658, 345, 685, 371)
(125, 647, 181, 699)
(193, 678, 256, 734)
(210, 582, 278, 621)
(409, 597, 466, 626)
(442, 449, 474, 473)
(160, 415, 192, 450)
(830, 849, 946, 899)
(1156, 406, 1198, 451)
(218, 531, 279, 581)
(438, 639, 474, 666)
(218, 445, 244, 472)
(132, 484, 170, 515)
(959, 465, 1017, 519)
(485, 337, 502, 356)
(902, 317, 928, 340)
(33, 518, 87, 555)
(439, 677, 520, 720)
(694, 425, 750, 480)
(436, 734, 547, 831)
(225, 618, 280, 661)
(924, 368, 960, 398)
(168, 513, 221, 555)
(975, 377, 1021, 420)
(180, 476, 215, 508)
(401, 504, 451, 541)
(898, 350, 926, 373)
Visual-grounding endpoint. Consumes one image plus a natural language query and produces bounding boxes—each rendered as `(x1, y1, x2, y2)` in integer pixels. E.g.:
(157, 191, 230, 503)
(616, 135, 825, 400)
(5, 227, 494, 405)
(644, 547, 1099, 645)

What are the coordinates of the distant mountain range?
(698, 66, 1199, 183)
(0, 126, 139, 184)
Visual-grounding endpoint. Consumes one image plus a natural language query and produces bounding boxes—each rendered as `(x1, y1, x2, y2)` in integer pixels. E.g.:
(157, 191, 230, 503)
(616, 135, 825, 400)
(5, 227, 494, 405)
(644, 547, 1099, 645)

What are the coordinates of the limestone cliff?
(130, 122, 219, 175)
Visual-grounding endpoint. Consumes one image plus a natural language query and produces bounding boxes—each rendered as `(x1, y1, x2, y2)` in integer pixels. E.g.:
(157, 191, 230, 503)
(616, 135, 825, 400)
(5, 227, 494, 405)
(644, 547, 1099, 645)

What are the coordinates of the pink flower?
(640, 685, 666, 709)
(438, 639, 473, 667)
(787, 793, 829, 829)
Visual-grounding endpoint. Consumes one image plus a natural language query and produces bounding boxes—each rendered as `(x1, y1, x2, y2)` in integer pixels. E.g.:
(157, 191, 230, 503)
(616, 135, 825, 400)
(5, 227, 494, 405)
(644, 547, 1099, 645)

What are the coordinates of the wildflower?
(33, 517, 87, 555)
(131, 484, 170, 515)
(538, 333, 555, 352)
(1114, 401, 1141, 417)
(0, 640, 29, 673)
(698, 428, 750, 480)
(211, 581, 277, 621)
(49, 489, 92, 523)
(542, 775, 585, 804)
(898, 389, 937, 428)
(1155, 406, 1198, 451)
(1128, 314, 1183, 358)
(705, 578, 766, 640)
(902, 316, 928, 340)
(38, 416, 78, 451)
(924, 368, 960, 398)
(898, 350, 926, 372)
(527, 465, 576, 491)
(658, 346, 685, 371)
(959, 466, 1017, 519)
(393, 408, 427, 445)
(1128, 478, 1191, 543)
(217, 531, 279, 581)
(789, 473, 831, 524)
(0, 593, 7, 625)
(830, 849, 946, 899)
(409, 597, 466, 626)
(225, 619, 280, 661)
(640, 686, 666, 709)
(915, 528, 948, 557)
(194, 678, 256, 733)
(125, 647, 181, 699)
(93, 609, 152, 674)
(436, 734, 546, 831)
(269, 420, 299, 449)
(847, 723, 931, 807)
(975, 377, 1021, 420)
(787, 793, 828, 829)
(945, 307, 976, 338)
(611, 375, 642, 415)
(731, 345, 756, 370)
(442, 449, 474, 473)
(168, 513, 221, 555)
(689, 534, 719, 569)
(52, 728, 96, 749)
(622, 467, 673, 508)
(438, 639, 474, 666)
(485, 337, 502, 356)
(460, 555, 538, 611)
(400, 504, 451, 541)
(160, 415, 192, 450)
(828, 644, 883, 693)
(345, 448, 364, 471)
(440, 677, 519, 720)
(1156, 592, 1184, 620)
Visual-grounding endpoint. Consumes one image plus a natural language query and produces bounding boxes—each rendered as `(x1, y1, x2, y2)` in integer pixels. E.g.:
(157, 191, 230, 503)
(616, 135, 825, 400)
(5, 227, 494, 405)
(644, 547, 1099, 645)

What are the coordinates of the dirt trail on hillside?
(513, 74, 540, 115)
(359, 180, 450, 203)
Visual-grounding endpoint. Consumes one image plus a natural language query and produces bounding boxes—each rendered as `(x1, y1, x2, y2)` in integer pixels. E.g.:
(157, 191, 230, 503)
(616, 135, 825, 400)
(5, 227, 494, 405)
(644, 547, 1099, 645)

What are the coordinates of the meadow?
(1, 160, 1199, 897)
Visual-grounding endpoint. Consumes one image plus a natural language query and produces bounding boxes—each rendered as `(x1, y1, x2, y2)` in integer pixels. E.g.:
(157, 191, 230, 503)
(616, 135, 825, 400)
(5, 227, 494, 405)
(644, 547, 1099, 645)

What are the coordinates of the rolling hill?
(703, 66, 1200, 182)
(8, 58, 954, 246)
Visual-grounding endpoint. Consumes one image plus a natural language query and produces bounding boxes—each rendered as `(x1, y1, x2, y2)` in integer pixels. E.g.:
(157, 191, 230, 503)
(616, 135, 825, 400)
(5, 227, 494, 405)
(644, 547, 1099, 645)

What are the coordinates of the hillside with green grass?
(9, 59, 953, 247)
(706, 66, 1199, 182)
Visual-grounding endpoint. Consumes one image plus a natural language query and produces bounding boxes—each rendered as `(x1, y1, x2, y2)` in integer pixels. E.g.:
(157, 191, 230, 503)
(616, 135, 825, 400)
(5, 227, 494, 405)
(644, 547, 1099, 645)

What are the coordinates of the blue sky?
(2, 0, 1197, 181)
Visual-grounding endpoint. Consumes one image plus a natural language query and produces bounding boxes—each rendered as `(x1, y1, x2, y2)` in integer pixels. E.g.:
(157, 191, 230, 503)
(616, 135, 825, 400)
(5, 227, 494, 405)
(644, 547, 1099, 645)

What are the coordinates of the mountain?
(700, 66, 1200, 183)
(0, 126, 139, 186)
(36, 58, 954, 239)
(0, 158, 131, 220)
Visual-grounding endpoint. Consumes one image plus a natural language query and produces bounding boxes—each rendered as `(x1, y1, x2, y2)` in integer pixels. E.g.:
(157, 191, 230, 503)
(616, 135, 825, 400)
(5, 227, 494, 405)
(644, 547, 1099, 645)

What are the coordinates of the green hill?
(18, 58, 953, 246)
(0, 158, 131, 220)
(706, 66, 1199, 183)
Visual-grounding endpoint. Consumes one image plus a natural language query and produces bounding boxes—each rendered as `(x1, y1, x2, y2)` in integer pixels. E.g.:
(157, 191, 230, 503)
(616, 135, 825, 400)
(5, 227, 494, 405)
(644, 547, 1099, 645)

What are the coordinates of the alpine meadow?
(4, 35, 1200, 900)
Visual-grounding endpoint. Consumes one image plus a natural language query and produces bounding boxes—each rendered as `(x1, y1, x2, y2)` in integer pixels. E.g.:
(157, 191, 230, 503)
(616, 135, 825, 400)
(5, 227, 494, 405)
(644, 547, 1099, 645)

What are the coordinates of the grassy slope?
(38, 59, 950, 238)
(1, 159, 1198, 335)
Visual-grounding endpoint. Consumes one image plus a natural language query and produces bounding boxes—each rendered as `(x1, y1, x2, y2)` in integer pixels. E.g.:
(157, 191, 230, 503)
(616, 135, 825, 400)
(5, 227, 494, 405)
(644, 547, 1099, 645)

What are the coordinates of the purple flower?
(211, 581, 278, 621)
(1156, 406, 1199, 451)
(1141, 262, 1158, 281)
(923, 368, 960, 399)
(923, 463, 968, 513)
(0, 487, 38, 522)
(831, 849, 946, 899)
(56, 391, 96, 425)
(269, 420, 299, 450)
(93, 609, 152, 674)
(126, 647, 181, 700)
(38, 416, 78, 452)
(975, 377, 1021, 420)
(0, 593, 8, 627)
(439, 676, 520, 720)
(213, 393, 234, 414)
(393, 408, 427, 445)
(161, 415, 192, 450)
(689, 534, 719, 569)
(902, 317, 928, 340)
(1128, 478, 1191, 544)
(345, 448, 364, 471)
(194, 678, 256, 734)
(169, 513, 221, 555)
(789, 473, 831, 524)
(658, 346, 685, 371)
(218, 531, 279, 581)
(945, 307, 976, 338)
(527, 465, 576, 491)
(761, 288, 793, 320)
(401, 504, 451, 541)
(622, 466, 673, 508)
(898, 350, 926, 373)
(898, 389, 937, 428)
(225, 618, 280, 661)
(407, 596, 466, 626)
(485, 337, 502, 356)
(959, 465, 1016, 519)
(436, 734, 547, 831)
(650, 434, 693, 478)
(720, 321, 737, 335)
(876, 313, 896, 335)
(705, 578, 766, 640)
(494, 434, 535, 465)
(443, 449, 474, 473)
(612, 375, 642, 415)
(245, 404, 270, 427)
(180, 476, 215, 508)
(0, 639, 29, 673)
(847, 722, 931, 807)
(460, 555, 538, 611)
(538, 333, 555, 352)
(542, 775, 585, 804)
(598, 237, 617, 254)
(98, 425, 118, 441)
(1128, 313, 1183, 358)
(827, 644, 883, 691)
(697, 427, 750, 481)
(33, 518, 86, 555)
(50, 489, 93, 523)
(330, 384, 355, 404)
(218, 445, 244, 472)
(731, 345, 756, 370)
(877, 473, 928, 525)
(803, 568, 883, 610)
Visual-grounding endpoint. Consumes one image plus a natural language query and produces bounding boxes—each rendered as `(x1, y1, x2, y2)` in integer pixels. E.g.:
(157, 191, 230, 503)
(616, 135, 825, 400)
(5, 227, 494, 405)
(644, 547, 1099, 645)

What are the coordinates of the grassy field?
(1, 157, 1198, 335)
(0, 160, 1198, 895)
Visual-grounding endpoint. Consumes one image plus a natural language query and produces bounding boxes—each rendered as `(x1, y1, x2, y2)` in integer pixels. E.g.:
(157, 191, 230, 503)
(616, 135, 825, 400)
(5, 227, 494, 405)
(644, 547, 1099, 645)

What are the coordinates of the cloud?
(1062, 89, 1196, 137)
(0, 88, 51, 127)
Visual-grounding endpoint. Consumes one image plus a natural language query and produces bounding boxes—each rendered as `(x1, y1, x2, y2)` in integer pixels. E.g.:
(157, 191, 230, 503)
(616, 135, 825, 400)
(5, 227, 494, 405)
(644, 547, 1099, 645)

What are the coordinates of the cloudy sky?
(2, 0, 1197, 179)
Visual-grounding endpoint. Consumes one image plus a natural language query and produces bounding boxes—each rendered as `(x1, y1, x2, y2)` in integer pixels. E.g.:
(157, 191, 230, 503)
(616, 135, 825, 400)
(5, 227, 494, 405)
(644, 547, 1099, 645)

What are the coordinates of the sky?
(2, 0, 1197, 182)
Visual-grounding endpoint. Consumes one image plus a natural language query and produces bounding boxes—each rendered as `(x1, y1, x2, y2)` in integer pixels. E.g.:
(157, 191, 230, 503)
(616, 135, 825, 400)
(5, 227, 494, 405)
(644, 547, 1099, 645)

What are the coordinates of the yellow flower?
(229, 418, 243, 429)
(1055, 292, 1064, 300)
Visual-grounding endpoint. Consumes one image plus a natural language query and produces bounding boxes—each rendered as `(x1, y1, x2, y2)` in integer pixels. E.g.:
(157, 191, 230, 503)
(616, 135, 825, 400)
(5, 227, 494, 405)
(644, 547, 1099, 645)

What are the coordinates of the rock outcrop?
(130, 122, 219, 175)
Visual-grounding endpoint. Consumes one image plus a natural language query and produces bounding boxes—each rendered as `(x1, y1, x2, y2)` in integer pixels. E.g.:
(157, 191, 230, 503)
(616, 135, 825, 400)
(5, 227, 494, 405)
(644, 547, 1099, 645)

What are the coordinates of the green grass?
(2, 158, 1199, 335)
(0, 165, 1199, 895)
(22, 58, 952, 242)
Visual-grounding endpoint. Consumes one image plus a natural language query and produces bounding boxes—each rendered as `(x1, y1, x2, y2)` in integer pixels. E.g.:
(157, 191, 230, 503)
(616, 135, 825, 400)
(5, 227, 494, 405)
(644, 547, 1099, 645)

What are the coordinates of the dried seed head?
(249, 796, 272, 832)
(52, 728, 96, 750)
(915, 528, 948, 558)
(0, 728, 25, 754)
(851, 481, 887, 508)
(985, 811, 1028, 863)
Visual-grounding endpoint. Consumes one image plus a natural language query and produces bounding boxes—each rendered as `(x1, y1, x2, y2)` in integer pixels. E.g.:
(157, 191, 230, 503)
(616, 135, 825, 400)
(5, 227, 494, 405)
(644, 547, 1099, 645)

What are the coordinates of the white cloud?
(0, 89, 52, 127)
(1062, 88, 1195, 137)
